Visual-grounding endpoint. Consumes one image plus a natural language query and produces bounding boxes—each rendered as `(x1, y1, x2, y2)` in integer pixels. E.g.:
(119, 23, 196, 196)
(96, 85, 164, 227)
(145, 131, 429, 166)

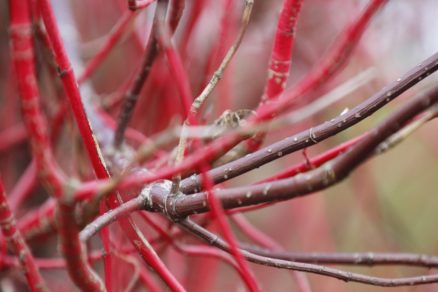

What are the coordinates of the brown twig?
(180, 218, 438, 287)
(153, 85, 438, 216)
(180, 51, 438, 194)
(113, 5, 160, 148)
(242, 247, 438, 268)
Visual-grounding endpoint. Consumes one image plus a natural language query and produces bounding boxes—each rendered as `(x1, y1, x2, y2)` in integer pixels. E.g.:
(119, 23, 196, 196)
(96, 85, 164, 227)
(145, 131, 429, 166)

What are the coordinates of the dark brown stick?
(243, 246, 438, 268)
(180, 52, 438, 194)
(180, 218, 438, 287)
(149, 85, 438, 217)
(113, 5, 160, 148)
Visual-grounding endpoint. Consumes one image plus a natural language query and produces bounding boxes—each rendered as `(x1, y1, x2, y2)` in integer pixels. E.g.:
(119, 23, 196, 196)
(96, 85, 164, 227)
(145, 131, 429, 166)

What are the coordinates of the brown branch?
(150, 85, 438, 217)
(241, 246, 438, 268)
(170, 0, 254, 197)
(113, 4, 160, 148)
(180, 218, 438, 287)
(97, 84, 438, 229)
(76, 84, 438, 258)
(74, 83, 438, 289)
(180, 52, 438, 194)
(80, 196, 144, 242)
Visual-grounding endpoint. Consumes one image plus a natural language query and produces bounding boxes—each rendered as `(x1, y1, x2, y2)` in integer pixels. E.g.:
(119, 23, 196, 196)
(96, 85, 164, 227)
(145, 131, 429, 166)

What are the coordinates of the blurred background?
(1, 0, 438, 291)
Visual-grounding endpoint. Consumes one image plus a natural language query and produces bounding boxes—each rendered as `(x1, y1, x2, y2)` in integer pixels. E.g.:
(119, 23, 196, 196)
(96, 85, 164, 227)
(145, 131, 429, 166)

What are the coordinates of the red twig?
(78, 10, 139, 84)
(36, 1, 184, 290)
(248, 0, 304, 152)
(11, 0, 107, 289)
(199, 164, 260, 292)
(259, 134, 365, 183)
(10, 0, 64, 192)
(0, 177, 47, 291)
(262, 0, 304, 103)
(157, 2, 193, 119)
(36, 0, 108, 178)
(231, 214, 311, 292)
(137, 211, 248, 280)
(266, 0, 387, 118)
(248, 0, 387, 151)
(57, 201, 106, 291)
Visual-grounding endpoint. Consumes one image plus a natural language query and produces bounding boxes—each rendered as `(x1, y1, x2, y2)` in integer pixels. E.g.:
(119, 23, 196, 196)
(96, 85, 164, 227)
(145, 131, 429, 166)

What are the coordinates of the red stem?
(9, 0, 65, 194)
(231, 214, 311, 292)
(248, 0, 386, 151)
(199, 164, 260, 292)
(11, 0, 106, 290)
(267, 0, 387, 118)
(223, 135, 365, 215)
(138, 211, 249, 284)
(248, 0, 304, 151)
(259, 134, 366, 183)
(0, 177, 47, 291)
(36, 0, 109, 177)
(262, 0, 304, 102)
(157, 5, 193, 119)
(78, 10, 138, 84)
(57, 202, 106, 291)
(36, 1, 184, 290)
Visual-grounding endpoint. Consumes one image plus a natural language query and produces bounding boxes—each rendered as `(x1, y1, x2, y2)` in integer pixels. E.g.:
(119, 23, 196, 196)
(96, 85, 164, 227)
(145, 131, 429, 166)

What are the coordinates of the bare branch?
(113, 5, 160, 148)
(163, 86, 438, 216)
(180, 218, 438, 287)
(242, 246, 438, 268)
(180, 52, 438, 194)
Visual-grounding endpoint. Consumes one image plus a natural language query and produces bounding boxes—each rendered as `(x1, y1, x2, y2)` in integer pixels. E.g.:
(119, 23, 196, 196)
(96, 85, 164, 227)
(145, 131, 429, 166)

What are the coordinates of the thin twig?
(189, 0, 254, 118)
(180, 51, 438, 194)
(80, 196, 144, 242)
(241, 247, 438, 268)
(96, 86, 438, 240)
(78, 10, 140, 84)
(75, 47, 438, 201)
(37, 0, 184, 290)
(57, 201, 106, 291)
(180, 218, 438, 287)
(159, 86, 438, 216)
(170, 0, 254, 192)
(113, 6, 160, 148)
(247, 0, 387, 151)
(199, 164, 260, 291)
